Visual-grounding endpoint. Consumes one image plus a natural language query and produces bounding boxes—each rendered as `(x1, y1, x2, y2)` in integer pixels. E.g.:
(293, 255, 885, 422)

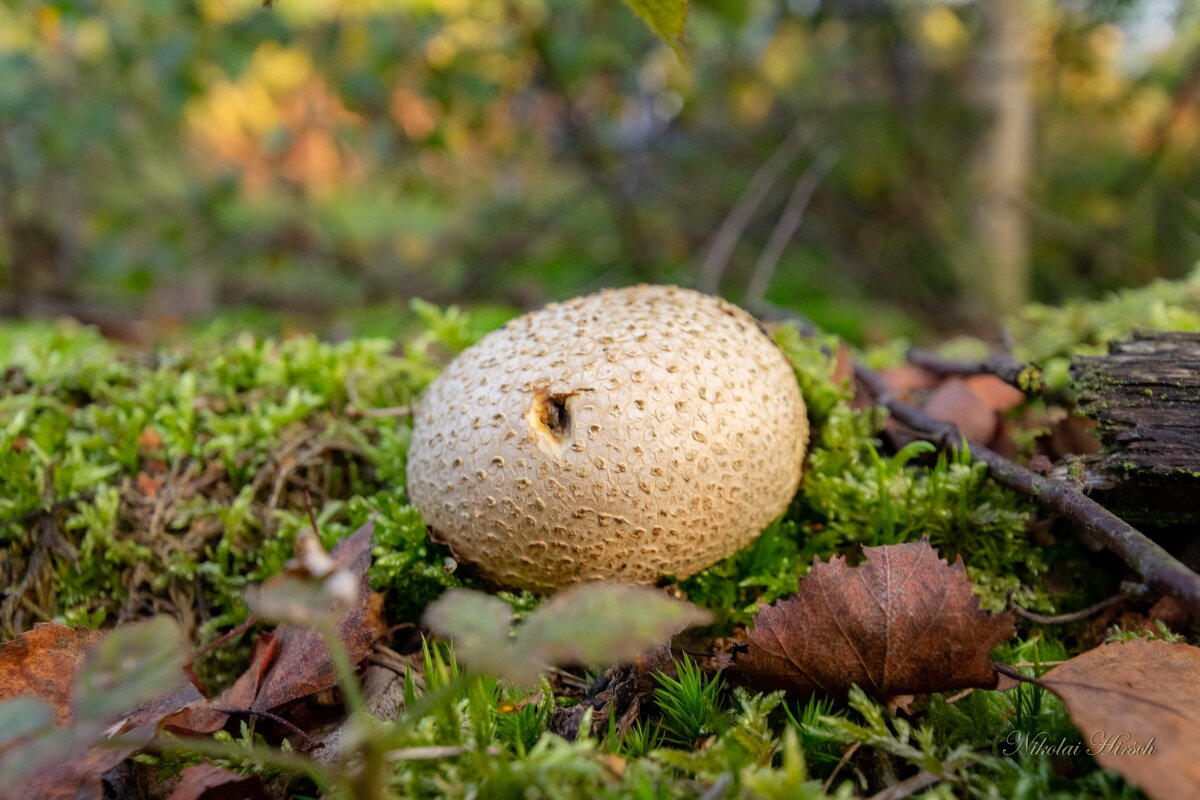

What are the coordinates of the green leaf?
(620, 0, 688, 57)
(424, 589, 541, 683)
(519, 584, 710, 674)
(73, 617, 186, 722)
(425, 584, 710, 686)
(0, 698, 52, 747)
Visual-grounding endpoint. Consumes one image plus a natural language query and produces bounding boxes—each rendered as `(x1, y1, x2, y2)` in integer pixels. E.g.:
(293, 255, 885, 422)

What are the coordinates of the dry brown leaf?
(880, 365, 938, 400)
(164, 633, 279, 736)
(0, 623, 102, 723)
(922, 378, 997, 444)
(169, 764, 274, 800)
(0, 623, 203, 800)
(830, 343, 856, 388)
(165, 520, 378, 734)
(251, 520, 376, 711)
(963, 375, 1025, 412)
(15, 747, 123, 800)
(735, 540, 1015, 697)
(1034, 640, 1200, 800)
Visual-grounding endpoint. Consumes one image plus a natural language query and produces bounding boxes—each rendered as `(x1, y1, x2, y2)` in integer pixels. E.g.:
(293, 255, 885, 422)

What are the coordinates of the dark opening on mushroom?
(529, 389, 573, 441)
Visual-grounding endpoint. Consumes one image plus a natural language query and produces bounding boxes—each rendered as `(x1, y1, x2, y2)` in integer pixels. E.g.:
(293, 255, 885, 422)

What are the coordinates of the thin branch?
(867, 770, 942, 800)
(906, 347, 1044, 393)
(1011, 594, 1125, 625)
(183, 615, 259, 694)
(695, 123, 812, 294)
(823, 741, 861, 793)
(854, 363, 1200, 620)
(212, 707, 324, 750)
(991, 662, 1038, 685)
(744, 147, 840, 309)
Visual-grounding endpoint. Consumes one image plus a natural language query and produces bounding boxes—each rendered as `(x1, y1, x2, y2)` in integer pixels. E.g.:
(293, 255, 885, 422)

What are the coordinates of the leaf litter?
(1014, 639, 1200, 800)
(734, 539, 1016, 697)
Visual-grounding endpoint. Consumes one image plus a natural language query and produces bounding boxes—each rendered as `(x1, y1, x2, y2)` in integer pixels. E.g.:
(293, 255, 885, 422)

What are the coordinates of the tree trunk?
(967, 0, 1034, 317)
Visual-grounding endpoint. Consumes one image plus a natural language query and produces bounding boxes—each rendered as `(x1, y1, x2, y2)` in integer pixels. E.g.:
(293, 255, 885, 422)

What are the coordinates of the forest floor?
(2, 271, 1199, 799)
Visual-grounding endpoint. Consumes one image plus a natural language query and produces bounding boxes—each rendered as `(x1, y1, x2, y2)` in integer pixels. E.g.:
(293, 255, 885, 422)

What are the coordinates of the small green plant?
(1104, 619, 1185, 643)
(783, 694, 847, 770)
(652, 655, 727, 747)
(615, 719, 666, 758)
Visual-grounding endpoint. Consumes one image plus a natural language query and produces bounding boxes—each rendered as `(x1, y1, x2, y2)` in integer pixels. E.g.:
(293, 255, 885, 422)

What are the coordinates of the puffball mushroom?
(406, 285, 808, 593)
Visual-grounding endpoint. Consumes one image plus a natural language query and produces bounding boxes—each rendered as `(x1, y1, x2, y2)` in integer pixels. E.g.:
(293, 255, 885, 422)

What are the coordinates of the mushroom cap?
(406, 285, 808, 593)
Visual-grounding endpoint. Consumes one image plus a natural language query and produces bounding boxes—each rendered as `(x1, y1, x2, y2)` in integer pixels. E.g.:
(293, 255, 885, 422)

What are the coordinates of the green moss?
(683, 329, 1045, 622)
(1, 305, 1056, 644)
(1008, 263, 1200, 391)
(3, 290, 1179, 798)
(0, 305, 486, 646)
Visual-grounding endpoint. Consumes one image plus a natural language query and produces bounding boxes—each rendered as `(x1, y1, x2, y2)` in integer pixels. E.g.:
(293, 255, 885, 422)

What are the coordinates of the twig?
(905, 347, 1044, 393)
(1011, 594, 1125, 625)
(991, 662, 1038, 685)
(867, 770, 942, 800)
(183, 615, 259, 694)
(213, 707, 324, 751)
(744, 147, 841, 308)
(695, 123, 812, 293)
(823, 741, 861, 792)
(854, 363, 1200, 620)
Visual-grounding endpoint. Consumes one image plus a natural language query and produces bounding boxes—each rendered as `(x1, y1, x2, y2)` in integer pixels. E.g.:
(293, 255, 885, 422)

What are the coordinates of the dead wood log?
(1069, 331, 1200, 524)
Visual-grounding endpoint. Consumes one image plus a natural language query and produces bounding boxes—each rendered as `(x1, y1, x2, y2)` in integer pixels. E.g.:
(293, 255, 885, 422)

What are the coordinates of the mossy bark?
(1071, 331, 1200, 524)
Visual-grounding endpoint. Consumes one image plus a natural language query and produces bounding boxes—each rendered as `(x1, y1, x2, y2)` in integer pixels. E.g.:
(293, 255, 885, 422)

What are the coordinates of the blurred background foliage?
(0, 0, 1197, 343)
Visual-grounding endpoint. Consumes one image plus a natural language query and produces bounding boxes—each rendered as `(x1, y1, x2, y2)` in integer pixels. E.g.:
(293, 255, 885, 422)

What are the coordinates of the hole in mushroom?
(542, 393, 571, 436)
(525, 389, 575, 449)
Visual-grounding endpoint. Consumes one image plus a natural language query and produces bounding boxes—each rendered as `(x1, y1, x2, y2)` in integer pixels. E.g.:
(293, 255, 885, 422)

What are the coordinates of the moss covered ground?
(3, 269, 1199, 797)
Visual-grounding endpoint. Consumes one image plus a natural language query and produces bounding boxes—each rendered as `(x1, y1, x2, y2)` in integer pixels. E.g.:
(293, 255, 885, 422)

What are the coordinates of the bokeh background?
(1, 0, 1197, 344)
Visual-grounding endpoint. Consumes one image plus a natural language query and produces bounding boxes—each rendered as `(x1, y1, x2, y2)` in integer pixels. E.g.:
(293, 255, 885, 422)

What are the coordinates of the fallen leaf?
(169, 764, 274, 800)
(963, 375, 1025, 412)
(922, 378, 997, 444)
(880, 365, 938, 400)
(1147, 597, 1189, 629)
(164, 633, 279, 736)
(74, 617, 188, 723)
(0, 697, 52, 747)
(250, 520, 376, 711)
(0, 624, 102, 723)
(0, 619, 201, 800)
(13, 745, 123, 800)
(312, 662, 411, 763)
(735, 540, 1015, 697)
(1032, 640, 1200, 800)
